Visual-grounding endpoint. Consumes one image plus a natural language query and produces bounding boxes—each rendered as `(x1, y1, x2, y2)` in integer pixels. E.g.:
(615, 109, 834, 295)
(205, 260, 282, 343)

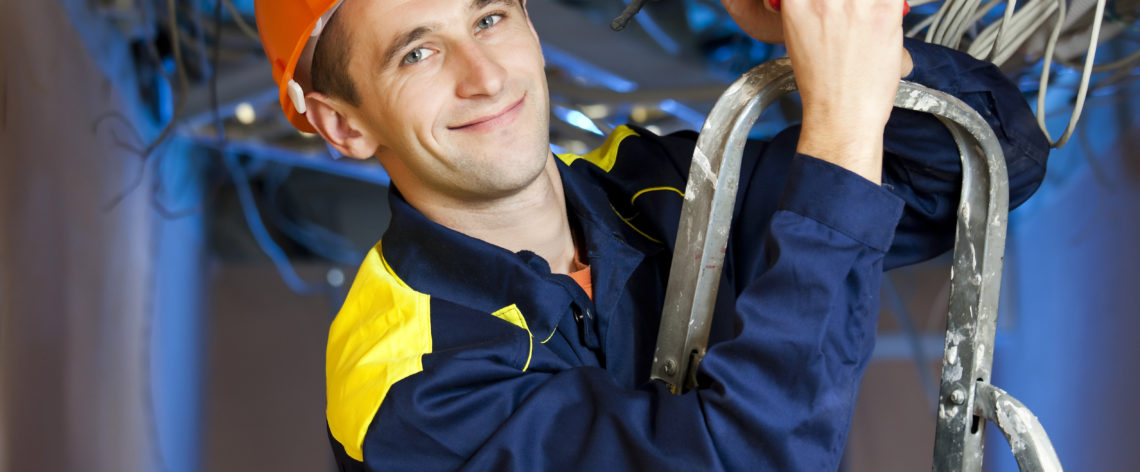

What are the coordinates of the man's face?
(337, 0, 551, 202)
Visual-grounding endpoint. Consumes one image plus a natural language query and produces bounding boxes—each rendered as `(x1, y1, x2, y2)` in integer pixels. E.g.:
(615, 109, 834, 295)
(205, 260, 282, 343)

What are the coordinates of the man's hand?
(786, 0, 907, 184)
(722, 0, 914, 184)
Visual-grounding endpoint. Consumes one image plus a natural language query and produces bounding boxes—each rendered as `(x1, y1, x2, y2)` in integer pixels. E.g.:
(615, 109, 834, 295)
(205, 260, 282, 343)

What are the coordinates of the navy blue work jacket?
(325, 39, 1049, 471)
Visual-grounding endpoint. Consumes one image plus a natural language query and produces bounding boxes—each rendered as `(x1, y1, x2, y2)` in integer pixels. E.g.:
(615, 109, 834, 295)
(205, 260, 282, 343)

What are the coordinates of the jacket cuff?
(778, 154, 905, 253)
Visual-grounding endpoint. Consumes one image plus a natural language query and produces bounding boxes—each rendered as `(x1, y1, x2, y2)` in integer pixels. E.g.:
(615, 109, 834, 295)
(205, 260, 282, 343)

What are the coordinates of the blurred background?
(2, 0, 1138, 470)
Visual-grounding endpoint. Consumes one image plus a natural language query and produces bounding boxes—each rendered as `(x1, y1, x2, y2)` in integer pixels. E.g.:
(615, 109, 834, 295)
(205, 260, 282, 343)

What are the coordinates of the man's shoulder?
(557, 124, 698, 180)
(555, 125, 700, 247)
(328, 243, 535, 366)
(326, 243, 536, 462)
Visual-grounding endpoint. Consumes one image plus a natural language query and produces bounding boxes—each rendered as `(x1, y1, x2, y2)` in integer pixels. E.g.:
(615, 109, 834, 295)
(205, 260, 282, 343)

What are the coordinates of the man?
(254, 0, 1048, 469)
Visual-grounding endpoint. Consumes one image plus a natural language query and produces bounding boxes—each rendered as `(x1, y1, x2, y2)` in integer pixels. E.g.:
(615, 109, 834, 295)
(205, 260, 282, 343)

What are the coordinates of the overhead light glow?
(552, 106, 604, 136)
(631, 105, 649, 123)
(235, 102, 257, 125)
(327, 268, 345, 287)
(581, 104, 610, 119)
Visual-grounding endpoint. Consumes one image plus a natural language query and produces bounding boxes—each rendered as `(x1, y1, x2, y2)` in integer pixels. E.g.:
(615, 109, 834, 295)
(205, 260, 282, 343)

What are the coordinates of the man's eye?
(402, 47, 435, 65)
(476, 14, 502, 31)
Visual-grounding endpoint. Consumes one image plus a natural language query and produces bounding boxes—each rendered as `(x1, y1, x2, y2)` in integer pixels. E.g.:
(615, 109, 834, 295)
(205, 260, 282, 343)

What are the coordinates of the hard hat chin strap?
(288, 0, 346, 115)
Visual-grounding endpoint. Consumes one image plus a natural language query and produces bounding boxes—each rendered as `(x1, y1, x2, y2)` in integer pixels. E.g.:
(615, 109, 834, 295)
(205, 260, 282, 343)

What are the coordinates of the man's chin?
(458, 155, 552, 198)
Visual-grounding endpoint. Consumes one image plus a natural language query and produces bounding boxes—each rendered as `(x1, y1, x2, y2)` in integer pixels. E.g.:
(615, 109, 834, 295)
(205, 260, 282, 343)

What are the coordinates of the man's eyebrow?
(471, 0, 515, 11)
(381, 26, 434, 67)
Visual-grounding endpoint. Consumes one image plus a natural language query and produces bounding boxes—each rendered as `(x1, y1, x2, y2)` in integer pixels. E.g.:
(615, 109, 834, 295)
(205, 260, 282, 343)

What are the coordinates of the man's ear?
(305, 92, 380, 160)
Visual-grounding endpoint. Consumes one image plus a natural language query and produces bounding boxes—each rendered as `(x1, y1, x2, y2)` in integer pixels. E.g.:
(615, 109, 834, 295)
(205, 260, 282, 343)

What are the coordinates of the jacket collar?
(381, 156, 647, 341)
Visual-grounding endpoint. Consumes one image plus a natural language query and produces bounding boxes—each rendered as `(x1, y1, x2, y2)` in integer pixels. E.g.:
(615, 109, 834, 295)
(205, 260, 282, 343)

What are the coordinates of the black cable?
(611, 0, 654, 31)
(211, 0, 224, 146)
(208, 0, 326, 296)
(102, 0, 192, 212)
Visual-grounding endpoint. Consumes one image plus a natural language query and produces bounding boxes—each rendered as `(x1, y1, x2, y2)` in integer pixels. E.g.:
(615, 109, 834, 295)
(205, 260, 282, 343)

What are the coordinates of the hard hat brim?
(260, 0, 345, 134)
(278, 19, 320, 134)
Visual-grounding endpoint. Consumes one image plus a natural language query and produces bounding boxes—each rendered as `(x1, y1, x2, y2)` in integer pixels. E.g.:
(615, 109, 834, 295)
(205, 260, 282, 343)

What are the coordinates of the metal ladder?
(649, 58, 1062, 471)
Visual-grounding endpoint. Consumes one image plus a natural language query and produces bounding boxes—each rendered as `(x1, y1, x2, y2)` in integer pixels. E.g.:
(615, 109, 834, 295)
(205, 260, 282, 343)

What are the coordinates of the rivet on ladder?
(950, 389, 967, 405)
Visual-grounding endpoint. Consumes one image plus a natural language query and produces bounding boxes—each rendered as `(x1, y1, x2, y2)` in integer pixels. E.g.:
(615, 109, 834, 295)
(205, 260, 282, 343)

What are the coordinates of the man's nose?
(453, 41, 507, 99)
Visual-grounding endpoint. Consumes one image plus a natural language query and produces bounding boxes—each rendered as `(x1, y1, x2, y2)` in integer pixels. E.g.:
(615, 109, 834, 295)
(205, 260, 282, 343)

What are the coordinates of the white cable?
(968, 0, 1057, 66)
(925, 0, 955, 43)
(985, 0, 1019, 61)
(1037, 0, 1107, 148)
(990, 0, 1058, 65)
(1035, 0, 1066, 143)
(908, 0, 1114, 148)
(945, 0, 984, 48)
(931, 0, 971, 45)
(1084, 47, 1140, 72)
(955, 0, 1004, 49)
(980, 0, 1054, 61)
(971, 0, 1005, 26)
(934, 0, 971, 44)
(908, 9, 942, 37)
(966, 0, 1036, 61)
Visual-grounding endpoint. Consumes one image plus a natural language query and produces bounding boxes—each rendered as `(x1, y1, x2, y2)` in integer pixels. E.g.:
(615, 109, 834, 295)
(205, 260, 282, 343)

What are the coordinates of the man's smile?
(447, 94, 526, 132)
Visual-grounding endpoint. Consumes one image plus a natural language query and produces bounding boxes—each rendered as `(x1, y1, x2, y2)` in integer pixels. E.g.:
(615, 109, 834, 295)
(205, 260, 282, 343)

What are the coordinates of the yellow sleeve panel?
(556, 125, 640, 172)
(326, 242, 432, 462)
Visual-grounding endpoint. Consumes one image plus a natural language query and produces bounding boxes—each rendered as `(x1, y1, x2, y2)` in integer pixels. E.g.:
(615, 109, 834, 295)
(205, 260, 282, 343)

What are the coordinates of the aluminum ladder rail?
(649, 58, 1062, 471)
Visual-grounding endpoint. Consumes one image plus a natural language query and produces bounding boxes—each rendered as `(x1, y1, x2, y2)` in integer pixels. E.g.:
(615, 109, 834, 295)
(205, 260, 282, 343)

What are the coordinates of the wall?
(0, 1, 203, 470)
(991, 80, 1140, 471)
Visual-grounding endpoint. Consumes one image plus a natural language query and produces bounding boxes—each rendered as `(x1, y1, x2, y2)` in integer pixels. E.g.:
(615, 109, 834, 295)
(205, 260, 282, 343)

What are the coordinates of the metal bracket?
(974, 383, 1063, 471)
(649, 58, 1062, 471)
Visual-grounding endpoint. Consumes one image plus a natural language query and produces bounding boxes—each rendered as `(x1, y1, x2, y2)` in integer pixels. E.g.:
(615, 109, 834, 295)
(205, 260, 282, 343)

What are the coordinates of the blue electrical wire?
(224, 153, 327, 296)
(261, 166, 367, 266)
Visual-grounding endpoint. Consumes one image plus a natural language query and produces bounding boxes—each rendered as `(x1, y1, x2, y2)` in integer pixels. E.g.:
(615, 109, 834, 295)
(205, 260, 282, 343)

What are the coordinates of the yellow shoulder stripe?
(491, 304, 533, 372)
(326, 242, 432, 462)
(556, 125, 640, 172)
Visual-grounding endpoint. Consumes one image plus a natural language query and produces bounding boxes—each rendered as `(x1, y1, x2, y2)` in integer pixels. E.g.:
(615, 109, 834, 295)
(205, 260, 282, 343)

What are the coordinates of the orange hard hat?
(255, 0, 345, 133)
